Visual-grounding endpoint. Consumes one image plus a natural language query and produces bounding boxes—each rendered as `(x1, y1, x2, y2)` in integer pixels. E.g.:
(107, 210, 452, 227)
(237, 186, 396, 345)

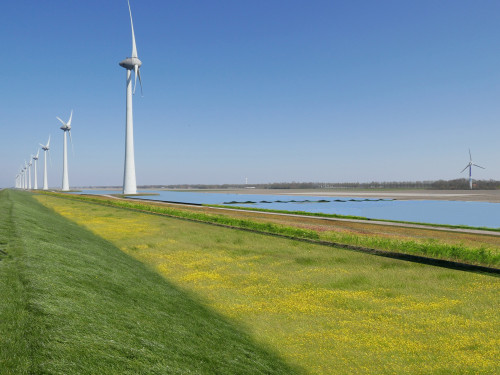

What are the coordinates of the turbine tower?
(40, 136, 51, 190)
(461, 149, 485, 190)
(33, 150, 40, 190)
(28, 158, 32, 190)
(57, 111, 73, 191)
(119, 0, 143, 195)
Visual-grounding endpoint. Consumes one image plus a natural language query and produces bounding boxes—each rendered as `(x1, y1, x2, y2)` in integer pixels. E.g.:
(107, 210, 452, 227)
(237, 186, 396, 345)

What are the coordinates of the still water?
(76, 190, 500, 229)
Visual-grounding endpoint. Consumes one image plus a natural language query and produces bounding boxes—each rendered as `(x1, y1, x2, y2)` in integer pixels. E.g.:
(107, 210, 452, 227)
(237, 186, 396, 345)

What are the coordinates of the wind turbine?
(23, 162, 28, 189)
(57, 111, 73, 191)
(27, 158, 32, 190)
(16, 169, 21, 189)
(19, 166, 24, 189)
(119, 0, 143, 195)
(40, 135, 51, 190)
(461, 149, 485, 190)
(33, 150, 40, 190)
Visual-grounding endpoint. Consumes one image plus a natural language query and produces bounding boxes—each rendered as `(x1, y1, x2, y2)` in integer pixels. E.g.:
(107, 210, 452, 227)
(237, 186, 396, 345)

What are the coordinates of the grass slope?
(0, 190, 301, 374)
(35, 192, 500, 374)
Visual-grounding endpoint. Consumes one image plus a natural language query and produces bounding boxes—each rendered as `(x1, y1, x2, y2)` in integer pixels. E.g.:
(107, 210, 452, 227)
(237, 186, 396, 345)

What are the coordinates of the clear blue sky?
(1, 0, 499, 188)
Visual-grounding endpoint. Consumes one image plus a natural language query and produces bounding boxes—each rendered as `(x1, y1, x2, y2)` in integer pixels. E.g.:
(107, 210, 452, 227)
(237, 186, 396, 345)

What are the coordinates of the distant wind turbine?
(28, 158, 32, 190)
(18, 167, 23, 189)
(57, 111, 73, 191)
(23, 161, 28, 189)
(40, 135, 51, 190)
(33, 150, 40, 190)
(19, 166, 24, 189)
(461, 149, 485, 190)
(119, 0, 143, 195)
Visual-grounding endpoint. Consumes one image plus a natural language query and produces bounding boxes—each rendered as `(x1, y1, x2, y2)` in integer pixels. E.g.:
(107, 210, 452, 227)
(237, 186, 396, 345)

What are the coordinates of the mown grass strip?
(38, 191, 500, 269)
(0, 189, 302, 374)
(206, 204, 500, 233)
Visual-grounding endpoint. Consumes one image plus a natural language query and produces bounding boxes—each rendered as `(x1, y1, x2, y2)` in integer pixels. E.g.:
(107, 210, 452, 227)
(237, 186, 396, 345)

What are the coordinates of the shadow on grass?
(0, 190, 303, 375)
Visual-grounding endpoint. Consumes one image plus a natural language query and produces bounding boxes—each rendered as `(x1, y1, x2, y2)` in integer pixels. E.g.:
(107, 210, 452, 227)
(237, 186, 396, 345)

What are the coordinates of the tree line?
(131, 179, 500, 190)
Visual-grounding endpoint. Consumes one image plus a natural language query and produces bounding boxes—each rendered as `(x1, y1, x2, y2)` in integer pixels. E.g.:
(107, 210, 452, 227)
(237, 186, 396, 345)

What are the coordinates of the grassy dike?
(0, 189, 301, 374)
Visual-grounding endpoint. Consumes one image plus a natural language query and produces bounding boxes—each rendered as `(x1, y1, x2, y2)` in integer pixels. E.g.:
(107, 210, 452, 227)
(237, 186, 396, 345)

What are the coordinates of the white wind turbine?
(24, 164, 28, 189)
(16, 167, 22, 189)
(119, 0, 143, 195)
(27, 157, 32, 189)
(40, 135, 51, 190)
(461, 149, 485, 190)
(19, 166, 24, 189)
(57, 111, 73, 191)
(23, 162, 28, 189)
(33, 150, 40, 190)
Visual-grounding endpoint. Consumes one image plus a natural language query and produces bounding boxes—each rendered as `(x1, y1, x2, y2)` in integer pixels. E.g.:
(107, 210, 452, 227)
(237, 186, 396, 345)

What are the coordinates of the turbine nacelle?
(119, 58, 143, 95)
(57, 111, 74, 151)
(119, 57, 142, 70)
(57, 110, 73, 132)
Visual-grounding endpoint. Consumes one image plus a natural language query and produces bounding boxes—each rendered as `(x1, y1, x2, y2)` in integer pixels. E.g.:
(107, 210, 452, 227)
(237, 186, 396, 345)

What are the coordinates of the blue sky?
(1, 0, 499, 188)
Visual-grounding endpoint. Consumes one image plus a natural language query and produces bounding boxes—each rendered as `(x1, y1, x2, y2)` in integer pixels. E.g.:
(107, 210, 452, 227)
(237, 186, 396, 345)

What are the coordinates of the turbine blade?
(469, 148, 472, 161)
(133, 64, 138, 94)
(473, 164, 485, 169)
(56, 116, 66, 126)
(48, 149, 52, 167)
(128, 0, 138, 58)
(137, 67, 143, 96)
(47, 135, 51, 148)
(67, 110, 73, 128)
(460, 165, 469, 173)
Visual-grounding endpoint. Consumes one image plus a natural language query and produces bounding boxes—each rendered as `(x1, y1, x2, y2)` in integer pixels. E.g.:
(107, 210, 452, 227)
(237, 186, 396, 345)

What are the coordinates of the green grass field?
(0, 190, 300, 374)
(2, 189, 499, 374)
